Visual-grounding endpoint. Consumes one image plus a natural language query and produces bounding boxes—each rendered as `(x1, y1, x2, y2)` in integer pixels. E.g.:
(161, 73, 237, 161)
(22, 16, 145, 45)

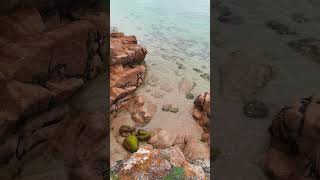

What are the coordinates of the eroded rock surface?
(0, 3, 108, 180)
(110, 32, 148, 113)
(114, 145, 207, 180)
(193, 92, 211, 143)
(263, 96, 320, 180)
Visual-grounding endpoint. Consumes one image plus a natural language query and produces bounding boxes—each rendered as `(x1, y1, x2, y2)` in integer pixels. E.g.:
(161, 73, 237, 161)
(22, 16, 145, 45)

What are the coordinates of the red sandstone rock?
(193, 92, 211, 143)
(110, 32, 147, 114)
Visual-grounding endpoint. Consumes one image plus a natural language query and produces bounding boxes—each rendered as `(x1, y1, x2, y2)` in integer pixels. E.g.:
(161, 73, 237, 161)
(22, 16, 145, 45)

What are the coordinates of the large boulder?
(265, 96, 320, 179)
(115, 145, 206, 180)
(193, 92, 211, 143)
(110, 32, 147, 111)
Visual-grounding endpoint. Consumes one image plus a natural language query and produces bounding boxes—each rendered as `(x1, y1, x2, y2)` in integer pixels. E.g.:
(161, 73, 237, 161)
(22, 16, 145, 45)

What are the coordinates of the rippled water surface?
(111, 0, 210, 157)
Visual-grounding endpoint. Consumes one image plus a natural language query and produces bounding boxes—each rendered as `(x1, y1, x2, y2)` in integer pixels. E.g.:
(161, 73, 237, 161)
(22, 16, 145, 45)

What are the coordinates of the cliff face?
(110, 32, 147, 113)
(0, 2, 108, 179)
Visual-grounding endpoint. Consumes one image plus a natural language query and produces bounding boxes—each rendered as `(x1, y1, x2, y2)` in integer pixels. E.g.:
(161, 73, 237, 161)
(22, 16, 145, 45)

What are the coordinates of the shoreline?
(110, 31, 210, 179)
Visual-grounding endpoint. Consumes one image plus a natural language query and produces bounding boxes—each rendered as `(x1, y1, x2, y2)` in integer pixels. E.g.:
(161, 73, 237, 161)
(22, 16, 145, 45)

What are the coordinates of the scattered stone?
(162, 104, 179, 113)
(186, 92, 195, 99)
(160, 84, 174, 93)
(183, 139, 210, 160)
(216, 6, 244, 25)
(148, 129, 176, 149)
(243, 100, 269, 118)
(137, 129, 151, 141)
(290, 13, 308, 23)
(193, 68, 203, 73)
(119, 125, 136, 137)
(179, 78, 195, 94)
(200, 73, 210, 81)
(288, 38, 320, 63)
(265, 20, 297, 35)
(123, 135, 139, 153)
(176, 62, 186, 69)
(153, 92, 164, 98)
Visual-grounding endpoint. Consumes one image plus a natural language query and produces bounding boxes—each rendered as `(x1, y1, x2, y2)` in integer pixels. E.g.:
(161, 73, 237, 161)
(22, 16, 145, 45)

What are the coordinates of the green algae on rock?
(186, 92, 195, 99)
(164, 166, 185, 180)
(137, 129, 151, 141)
(162, 104, 179, 113)
(123, 135, 139, 153)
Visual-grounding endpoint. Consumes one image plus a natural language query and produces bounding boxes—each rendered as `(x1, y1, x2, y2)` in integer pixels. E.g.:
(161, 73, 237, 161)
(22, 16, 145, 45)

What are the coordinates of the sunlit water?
(110, 0, 210, 161)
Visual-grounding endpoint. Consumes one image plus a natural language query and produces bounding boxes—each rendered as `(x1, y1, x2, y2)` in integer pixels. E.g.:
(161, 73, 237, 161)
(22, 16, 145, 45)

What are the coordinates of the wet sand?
(213, 0, 320, 179)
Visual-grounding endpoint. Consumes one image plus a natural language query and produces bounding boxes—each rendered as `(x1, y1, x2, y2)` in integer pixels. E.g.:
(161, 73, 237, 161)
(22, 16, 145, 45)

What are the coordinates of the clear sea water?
(110, 0, 210, 159)
(111, 0, 210, 64)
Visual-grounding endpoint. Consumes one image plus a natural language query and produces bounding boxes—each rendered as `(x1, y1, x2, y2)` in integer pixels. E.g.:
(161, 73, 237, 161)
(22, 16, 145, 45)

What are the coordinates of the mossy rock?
(123, 135, 139, 153)
(168, 107, 179, 113)
(164, 166, 185, 180)
(186, 92, 194, 99)
(137, 129, 151, 141)
(162, 104, 179, 113)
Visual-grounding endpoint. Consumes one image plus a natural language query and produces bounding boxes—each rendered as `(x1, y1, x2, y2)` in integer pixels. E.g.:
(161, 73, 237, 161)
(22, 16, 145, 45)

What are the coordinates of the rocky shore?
(0, 1, 108, 179)
(110, 31, 211, 179)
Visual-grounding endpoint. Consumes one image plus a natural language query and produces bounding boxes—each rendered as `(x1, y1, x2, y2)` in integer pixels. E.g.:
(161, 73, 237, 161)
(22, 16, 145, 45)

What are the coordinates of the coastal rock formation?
(0, 2, 108, 180)
(113, 145, 206, 180)
(263, 96, 320, 180)
(193, 92, 211, 143)
(110, 32, 147, 112)
(147, 129, 210, 161)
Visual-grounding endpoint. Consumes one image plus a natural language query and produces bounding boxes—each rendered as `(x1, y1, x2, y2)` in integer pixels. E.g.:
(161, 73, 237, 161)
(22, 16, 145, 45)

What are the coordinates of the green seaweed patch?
(164, 166, 185, 180)
(110, 172, 119, 180)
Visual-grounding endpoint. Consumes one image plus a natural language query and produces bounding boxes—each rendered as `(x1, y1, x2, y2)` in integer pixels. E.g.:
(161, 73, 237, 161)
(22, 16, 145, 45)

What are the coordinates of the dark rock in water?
(193, 68, 203, 73)
(123, 135, 139, 153)
(243, 100, 269, 118)
(290, 13, 308, 23)
(119, 125, 136, 137)
(186, 92, 195, 99)
(200, 73, 210, 81)
(265, 20, 297, 35)
(176, 62, 186, 70)
(137, 129, 151, 141)
(162, 104, 179, 113)
(288, 38, 320, 63)
(216, 6, 244, 25)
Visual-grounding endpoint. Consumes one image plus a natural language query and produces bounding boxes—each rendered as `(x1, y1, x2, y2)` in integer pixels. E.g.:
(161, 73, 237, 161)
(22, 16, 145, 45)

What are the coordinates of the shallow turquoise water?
(111, 0, 210, 64)
(110, 0, 211, 164)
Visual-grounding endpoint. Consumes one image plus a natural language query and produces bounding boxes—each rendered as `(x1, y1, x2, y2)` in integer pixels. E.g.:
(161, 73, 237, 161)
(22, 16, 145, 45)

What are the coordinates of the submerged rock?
(119, 125, 136, 137)
(265, 20, 297, 35)
(186, 92, 195, 99)
(178, 78, 195, 94)
(123, 135, 139, 153)
(200, 73, 210, 81)
(243, 100, 269, 118)
(193, 68, 203, 73)
(288, 38, 320, 63)
(162, 104, 179, 113)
